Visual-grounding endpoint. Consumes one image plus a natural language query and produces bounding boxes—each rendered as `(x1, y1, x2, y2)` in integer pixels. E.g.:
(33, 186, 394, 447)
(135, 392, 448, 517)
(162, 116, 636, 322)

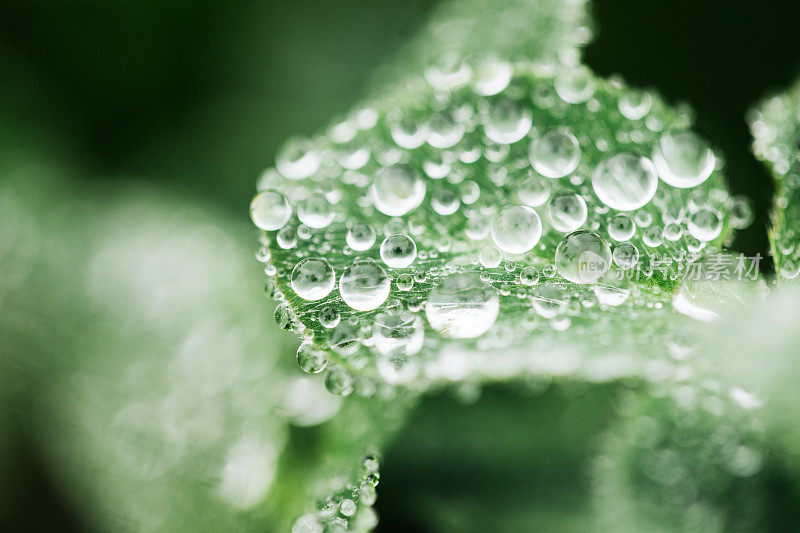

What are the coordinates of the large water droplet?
(370, 165, 426, 217)
(380, 234, 417, 268)
(291, 258, 335, 300)
(547, 194, 587, 233)
(529, 129, 581, 178)
(491, 205, 543, 254)
(425, 273, 499, 338)
(483, 98, 532, 144)
(339, 260, 391, 311)
(250, 190, 291, 231)
(555, 231, 612, 284)
(591, 153, 658, 211)
(653, 131, 716, 188)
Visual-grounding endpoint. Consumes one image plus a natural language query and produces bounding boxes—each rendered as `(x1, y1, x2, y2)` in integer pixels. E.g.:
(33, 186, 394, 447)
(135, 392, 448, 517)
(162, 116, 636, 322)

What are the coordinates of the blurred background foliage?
(1, 0, 800, 531)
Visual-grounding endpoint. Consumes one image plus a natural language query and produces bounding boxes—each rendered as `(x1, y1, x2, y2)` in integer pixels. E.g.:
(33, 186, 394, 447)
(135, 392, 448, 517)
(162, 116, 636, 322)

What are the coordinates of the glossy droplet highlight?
(529, 129, 581, 178)
(370, 165, 426, 216)
(592, 153, 658, 211)
(250, 190, 291, 231)
(425, 273, 499, 339)
(547, 194, 587, 233)
(291, 258, 335, 301)
(339, 260, 391, 311)
(483, 98, 532, 144)
(491, 206, 542, 254)
(555, 231, 612, 284)
(380, 234, 417, 268)
(346, 223, 376, 251)
(653, 131, 716, 188)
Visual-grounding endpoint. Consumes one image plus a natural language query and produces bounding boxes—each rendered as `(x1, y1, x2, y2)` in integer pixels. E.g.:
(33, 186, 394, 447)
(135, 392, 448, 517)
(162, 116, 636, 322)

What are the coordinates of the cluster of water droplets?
(250, 55, 744, 395)
(292, 455, 381, 533)
(749, 80, 800, 279)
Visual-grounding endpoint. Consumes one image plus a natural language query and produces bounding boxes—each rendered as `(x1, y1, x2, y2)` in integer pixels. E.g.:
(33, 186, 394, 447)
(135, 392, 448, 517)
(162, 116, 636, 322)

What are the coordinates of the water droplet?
(532, 283, 567, 318)
(653, 131, 716, 188)
(491, 206, 542, 254)
(396, 273, 414, 291)
(730, 195, 754, 229)
(591, 153, 658, 211)
(339, 260, 391, 311)
(593, 271, 631, 306)
(663, 223, 683, 241)
(687, 208, 722, 241)
(518, 174, 551, 206)
(347, 222, 376, 251)
(373, 311, 424, 356)
(529, 128, 581, 178)
(318, 305, 340, 328)
(328, 322, 360, 355)
(337, 142, 370, 170)
(277, 226, 297, 249)
(370, 165, 426, 216)
(297, 192, 334, 229)
(547, 194, 587, 232)
(642, 226, 664, 247)
(292, 514, 323, 533)
(296, 341, 328, 374)
(324, 366, 354, 396)
(389, 113, 427, 149)
(291, 258, 335, 300)
(425, 53, 472, 91)
(431, 188, 461, 215)
(466, 215, 490, 240)
(480, 245, 502, 268)
(519, 266, 540, 286)
(618, 92, 652, 120)
(613, 242, 639, 270)
(427, 111, 465, 149)
(472, 57, 512, 96)
(250, 190, 291, 231)
(555, 231, 612, 283)
(554, 66, 596, 104)
(380, 234, 417, 268)
(425, 273, 499, 338)
(276, 138, 320, 180)
(483, 98, 532, 144)
(608, 213, 636, 241)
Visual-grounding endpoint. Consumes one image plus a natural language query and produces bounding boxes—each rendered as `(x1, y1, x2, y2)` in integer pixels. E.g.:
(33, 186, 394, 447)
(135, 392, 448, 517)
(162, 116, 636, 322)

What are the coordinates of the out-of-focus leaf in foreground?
(0, 164, 415, 530)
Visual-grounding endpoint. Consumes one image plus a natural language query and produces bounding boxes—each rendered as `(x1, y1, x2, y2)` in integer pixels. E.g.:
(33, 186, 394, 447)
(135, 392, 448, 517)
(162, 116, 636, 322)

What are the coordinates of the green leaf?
(255, 60, 738, 396)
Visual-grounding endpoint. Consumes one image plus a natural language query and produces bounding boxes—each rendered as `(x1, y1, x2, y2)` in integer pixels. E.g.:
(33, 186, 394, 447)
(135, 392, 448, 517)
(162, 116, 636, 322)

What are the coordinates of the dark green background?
(1, 0, 799, 530)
